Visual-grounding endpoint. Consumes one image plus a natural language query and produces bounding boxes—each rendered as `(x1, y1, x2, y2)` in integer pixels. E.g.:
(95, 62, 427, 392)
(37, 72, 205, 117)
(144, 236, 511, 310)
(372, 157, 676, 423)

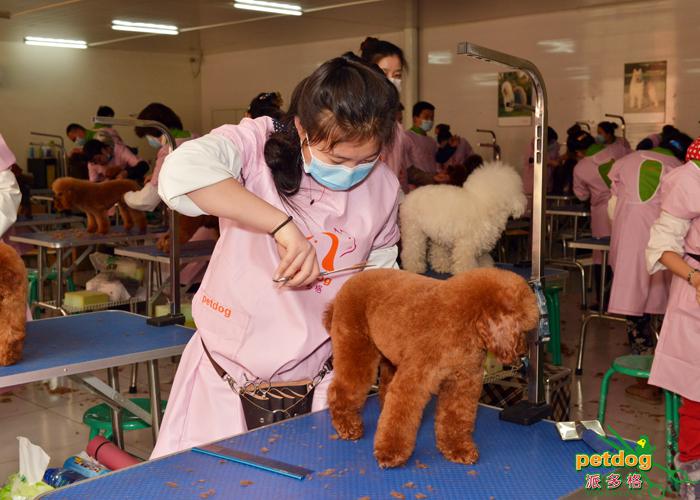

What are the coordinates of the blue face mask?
(302, 135, 377, 191)
(74, 137, 86, 147)
(146, 135, 162, 149)
(595, 134, 606, 145)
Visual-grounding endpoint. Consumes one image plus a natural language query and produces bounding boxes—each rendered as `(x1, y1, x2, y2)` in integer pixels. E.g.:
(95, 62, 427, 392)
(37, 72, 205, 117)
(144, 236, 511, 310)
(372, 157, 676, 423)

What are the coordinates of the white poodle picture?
(625, 61, 666, 114)
(628, 67, 644, 110)
(400, 161, 527, 274)
(501, 81, 515, 112)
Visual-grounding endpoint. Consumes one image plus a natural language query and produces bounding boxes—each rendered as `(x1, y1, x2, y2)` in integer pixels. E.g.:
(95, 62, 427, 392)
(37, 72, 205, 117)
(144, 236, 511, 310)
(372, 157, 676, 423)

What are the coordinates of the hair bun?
(360, 36, 379, 52)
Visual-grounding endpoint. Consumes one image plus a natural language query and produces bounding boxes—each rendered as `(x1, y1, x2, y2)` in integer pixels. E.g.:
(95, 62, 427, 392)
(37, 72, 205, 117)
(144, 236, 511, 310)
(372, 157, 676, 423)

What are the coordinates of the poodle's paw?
(439, 440, 479, 465)
(123, 222, 134, 231)
(331, 413, 364, 441)
(374, 441, 413, 468)
(86, 225, 97, 234)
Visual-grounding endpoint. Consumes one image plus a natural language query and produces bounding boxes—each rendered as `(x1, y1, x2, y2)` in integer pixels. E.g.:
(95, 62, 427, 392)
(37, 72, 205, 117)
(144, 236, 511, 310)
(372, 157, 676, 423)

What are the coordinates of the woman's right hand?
(272, 221, 320, 288)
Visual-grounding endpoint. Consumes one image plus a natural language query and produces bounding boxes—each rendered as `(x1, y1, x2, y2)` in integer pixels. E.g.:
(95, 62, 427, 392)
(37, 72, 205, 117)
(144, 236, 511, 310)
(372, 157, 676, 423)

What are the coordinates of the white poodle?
(400, 161, 527, 274)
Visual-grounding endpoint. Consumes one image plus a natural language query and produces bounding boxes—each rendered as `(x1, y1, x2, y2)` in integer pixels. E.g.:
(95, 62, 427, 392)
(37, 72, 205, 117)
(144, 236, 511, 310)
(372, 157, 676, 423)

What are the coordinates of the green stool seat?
(545, 286, 562, 366)
(598, 354, 681, 489)
(82, 398, 167, 441)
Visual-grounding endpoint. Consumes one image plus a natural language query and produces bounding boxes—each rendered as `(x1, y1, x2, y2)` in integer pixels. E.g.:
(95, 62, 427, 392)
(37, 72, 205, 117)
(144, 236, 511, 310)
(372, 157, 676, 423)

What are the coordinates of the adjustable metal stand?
(604, 113, 627, 141)
(458, 42, 552, 425)
(30, 131, 67, 178)
(92, 116, 185, 327)
(476, 129, 502, 161)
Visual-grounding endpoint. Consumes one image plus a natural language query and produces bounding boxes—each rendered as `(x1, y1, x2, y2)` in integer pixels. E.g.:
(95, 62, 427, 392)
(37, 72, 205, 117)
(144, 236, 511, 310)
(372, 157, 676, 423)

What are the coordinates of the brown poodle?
(324, 267, 539, 468)
(0, 242, 27, 366)
(156, 215, 219, 253)
(52, 177, 146, 235)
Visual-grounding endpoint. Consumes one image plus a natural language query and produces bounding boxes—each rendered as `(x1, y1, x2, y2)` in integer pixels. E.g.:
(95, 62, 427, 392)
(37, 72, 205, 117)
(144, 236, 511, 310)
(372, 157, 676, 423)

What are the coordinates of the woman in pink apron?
(152, 57, 401, 458)
(646, 137, 700, 498)
(522, 126, 560, 214)
(596, 121, 632, 155)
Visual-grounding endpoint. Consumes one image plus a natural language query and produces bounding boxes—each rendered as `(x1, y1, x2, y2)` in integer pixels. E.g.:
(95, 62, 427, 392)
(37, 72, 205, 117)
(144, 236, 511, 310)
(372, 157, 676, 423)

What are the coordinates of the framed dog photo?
(497, 71, 533, 127)
(623, 61, 666, 123)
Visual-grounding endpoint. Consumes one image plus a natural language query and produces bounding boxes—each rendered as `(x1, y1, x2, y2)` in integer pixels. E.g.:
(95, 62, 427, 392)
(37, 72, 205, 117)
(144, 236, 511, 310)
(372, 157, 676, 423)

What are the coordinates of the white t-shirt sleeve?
(0, 171, 21, 236)
(158, 133, 243, 217)
(646, 210, 691, 274)
(366, 245, 399, 269)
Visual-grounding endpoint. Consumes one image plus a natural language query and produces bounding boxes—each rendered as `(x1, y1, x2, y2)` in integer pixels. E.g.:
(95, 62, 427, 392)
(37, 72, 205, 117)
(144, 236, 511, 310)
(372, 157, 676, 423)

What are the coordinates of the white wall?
(420, 0, 700, 168)
(0, 41, 201, 171)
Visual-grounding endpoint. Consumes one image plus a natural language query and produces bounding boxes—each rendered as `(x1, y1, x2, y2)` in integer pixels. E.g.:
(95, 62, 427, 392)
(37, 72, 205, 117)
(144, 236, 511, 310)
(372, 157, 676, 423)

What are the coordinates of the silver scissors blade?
(272, 262, 374, 283)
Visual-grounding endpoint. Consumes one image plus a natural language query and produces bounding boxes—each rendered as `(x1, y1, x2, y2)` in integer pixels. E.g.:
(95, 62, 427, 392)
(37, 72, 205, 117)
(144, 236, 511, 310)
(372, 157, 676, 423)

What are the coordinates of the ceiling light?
(234, 0, 302, 16)
(112, 20, 179, 35)
(24, 36, 87, 49)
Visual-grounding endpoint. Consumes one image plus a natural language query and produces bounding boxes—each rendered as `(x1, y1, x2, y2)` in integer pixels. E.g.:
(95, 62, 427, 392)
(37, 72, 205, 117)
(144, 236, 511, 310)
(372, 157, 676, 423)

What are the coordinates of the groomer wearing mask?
(83, 134, 148, 183)
(405, 101, 438, 187)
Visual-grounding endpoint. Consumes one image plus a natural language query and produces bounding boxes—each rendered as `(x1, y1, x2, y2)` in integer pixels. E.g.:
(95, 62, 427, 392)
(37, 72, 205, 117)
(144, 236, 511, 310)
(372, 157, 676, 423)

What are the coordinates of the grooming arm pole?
(92, 116, 185, 327)
(458, 42, 551, 424)
(476, 129, 502, 161)
(30, 132, 67, 178)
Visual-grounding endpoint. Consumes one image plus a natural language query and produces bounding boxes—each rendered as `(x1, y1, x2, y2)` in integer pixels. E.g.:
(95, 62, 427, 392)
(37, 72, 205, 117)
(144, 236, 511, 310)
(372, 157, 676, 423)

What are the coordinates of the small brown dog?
(325, 267, 539, 468)
(52, 177, 146, 234)
(156, 215, 219, 253)
(0, 242, 28, 366)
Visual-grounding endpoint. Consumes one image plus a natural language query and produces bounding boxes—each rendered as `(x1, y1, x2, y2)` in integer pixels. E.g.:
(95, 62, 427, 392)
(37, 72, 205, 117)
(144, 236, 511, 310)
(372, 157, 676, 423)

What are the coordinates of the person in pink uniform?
(522, 126, 560, 213)
(596, 121, 632, 156)
(151, 57, 401, 457)
(356, 37, 410, 192)
(646, 137, 700, 498)
(405, 101, 438, 187)
(83, 137, 149, 183)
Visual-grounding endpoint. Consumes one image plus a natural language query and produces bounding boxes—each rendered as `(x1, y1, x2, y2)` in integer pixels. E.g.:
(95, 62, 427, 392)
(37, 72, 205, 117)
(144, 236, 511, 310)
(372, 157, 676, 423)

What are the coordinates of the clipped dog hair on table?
(400, 161, 527, 274)
(52, 177, 146, 235)
(0, 242, 28, 366)
(325, 267, 539, 468)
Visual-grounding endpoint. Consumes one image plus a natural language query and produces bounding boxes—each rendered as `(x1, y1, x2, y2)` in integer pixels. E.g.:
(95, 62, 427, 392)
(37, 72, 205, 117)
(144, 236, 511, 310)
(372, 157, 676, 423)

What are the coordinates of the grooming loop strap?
(530, 280, 551, 343)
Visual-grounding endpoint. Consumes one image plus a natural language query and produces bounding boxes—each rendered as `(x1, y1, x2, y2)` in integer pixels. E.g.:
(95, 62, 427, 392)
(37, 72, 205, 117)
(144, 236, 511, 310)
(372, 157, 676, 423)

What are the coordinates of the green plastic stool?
(545, 286, 562, 366)
(46, 268, 76, 292)
(27, 270, 38, 305)
(82, 398, 167, 441)
(598, 355, 680, 487)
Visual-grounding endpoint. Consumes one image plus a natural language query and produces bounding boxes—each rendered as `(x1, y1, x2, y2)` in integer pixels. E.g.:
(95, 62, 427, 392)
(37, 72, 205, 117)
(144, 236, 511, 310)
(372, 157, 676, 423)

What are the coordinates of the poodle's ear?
(475, 312, 529, 364)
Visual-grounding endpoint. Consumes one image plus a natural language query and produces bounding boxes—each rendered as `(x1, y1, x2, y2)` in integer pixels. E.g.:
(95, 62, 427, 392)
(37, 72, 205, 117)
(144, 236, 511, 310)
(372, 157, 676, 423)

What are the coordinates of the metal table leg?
(107, 367, 125, 449)
(146, 261, 154, 317)
(147, 360, 163, 443)
(129, 364, 138, 394)
(55, 247, 64, 310)
(38, 247, 45, 303)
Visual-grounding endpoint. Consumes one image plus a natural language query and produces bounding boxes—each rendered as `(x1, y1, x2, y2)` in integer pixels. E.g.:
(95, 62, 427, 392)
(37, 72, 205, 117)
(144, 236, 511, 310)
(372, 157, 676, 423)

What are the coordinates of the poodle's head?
(632, 68, 643, 82)
(51, 177, 79, 211)
(458, 269, 539, 364)
(462, 161, 528, 219)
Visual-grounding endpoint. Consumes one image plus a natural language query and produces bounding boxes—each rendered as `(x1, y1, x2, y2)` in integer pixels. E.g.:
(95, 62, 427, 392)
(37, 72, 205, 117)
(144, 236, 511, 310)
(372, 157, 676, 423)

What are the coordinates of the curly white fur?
(400, 161, 527, 274)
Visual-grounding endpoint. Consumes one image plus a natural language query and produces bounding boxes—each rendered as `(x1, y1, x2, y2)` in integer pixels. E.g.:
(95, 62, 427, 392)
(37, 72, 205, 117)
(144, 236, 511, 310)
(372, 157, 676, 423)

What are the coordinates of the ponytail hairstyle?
(263, 57, 400, 199)
(359, 37, 407, 71)
(597, 121, 618, 137)
(660, 126, 694, 161)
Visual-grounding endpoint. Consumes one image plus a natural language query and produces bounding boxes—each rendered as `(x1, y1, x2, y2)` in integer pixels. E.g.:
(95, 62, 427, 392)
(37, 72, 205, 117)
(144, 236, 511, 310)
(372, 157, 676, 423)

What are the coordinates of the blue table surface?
(15, 214, 83, 223)
(44, 397, 606, 499)
(9, 225, 167, 246)
(120, 239, 216, 258)
(0, 311, 193, 382)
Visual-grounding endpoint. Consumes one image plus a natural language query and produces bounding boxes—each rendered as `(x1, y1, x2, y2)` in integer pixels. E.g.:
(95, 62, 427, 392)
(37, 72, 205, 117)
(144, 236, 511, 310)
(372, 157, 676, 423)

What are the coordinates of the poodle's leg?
(118, 201, 133, 231)
(434, 369, 482, 464)
(477, 253, 495, 268)
(85, 212, 97, 233)
(378, 357, 396, 409)
(327, 321, 381, 441)
(450, 239, 480, 274)
(94, 209, 110, 235)
(374, 366, 432, 468)
(399, 219, 428, 273)
(428, 242, 452, 274)
(129, 207, 147, 233)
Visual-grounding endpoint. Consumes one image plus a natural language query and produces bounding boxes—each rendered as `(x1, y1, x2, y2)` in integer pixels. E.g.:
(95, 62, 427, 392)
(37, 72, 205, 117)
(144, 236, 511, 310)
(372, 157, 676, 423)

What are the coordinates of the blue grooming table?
(0, 311, 193, 447)
(10, 226, 166, 311)
(425, 263, 568, 285)
(40, 397, 607, 499)
(13, 213, 85, 230)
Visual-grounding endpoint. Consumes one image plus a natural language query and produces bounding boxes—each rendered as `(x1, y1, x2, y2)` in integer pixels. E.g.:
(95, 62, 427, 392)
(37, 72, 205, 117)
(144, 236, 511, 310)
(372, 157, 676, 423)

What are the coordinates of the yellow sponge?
(64, 290, 111, 308)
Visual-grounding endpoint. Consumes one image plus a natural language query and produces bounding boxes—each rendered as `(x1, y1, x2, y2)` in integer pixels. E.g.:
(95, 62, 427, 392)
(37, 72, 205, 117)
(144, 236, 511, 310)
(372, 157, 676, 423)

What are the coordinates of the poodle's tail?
(462, 160, 527, 218)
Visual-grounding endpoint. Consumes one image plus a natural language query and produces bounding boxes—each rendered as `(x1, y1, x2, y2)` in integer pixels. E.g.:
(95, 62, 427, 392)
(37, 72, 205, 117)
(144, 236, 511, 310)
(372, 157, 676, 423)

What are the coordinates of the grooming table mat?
(42, 397, 609, 499)
(0, 311, 193, 387)
(8, 225, 167, 249)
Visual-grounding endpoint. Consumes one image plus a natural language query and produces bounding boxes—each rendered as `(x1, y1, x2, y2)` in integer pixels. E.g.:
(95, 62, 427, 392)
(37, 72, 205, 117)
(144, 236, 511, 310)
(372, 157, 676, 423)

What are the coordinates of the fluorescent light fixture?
(24, 36, 87, 49)
(536, 39, 575, 54)
(234, 0, 302, 16)
(427, 51, 453, 65)
(112, 20, 179, 35)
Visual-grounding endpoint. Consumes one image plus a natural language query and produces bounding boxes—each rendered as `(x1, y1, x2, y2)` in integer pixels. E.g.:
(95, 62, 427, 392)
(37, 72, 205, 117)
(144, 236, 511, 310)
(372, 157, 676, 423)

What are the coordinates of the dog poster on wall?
(498, 71, 533, 126)
(623, 61, 666, 123)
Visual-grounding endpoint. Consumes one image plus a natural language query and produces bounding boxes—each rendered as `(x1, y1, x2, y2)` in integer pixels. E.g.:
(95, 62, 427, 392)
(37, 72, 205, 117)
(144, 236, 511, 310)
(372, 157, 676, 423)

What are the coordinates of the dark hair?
(66, 123, 85, 135)
(96, 106, 115, 117)
(412, 101, 435, 118)
(567, 123, 582, 138)
(464, 154, 484, 180)
(636, 138, 654, 151)
(547, 126, 558, 143)
(249, 92, 284, 120)
(263, 57, 400, 198)
(597, 121, 618, 136)
(660, 127, 693, 161)
(83, 139, 109, 162)
(569, 132, 595, 153)
(435, 124, 451, 143)
(359, 37, 407, 71)
(134, 103, 184, 138)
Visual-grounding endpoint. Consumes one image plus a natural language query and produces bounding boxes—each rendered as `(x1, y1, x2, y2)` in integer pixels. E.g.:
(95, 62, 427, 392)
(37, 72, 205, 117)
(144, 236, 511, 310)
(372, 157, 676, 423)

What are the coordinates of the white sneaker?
(124, 183, 161, 211)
